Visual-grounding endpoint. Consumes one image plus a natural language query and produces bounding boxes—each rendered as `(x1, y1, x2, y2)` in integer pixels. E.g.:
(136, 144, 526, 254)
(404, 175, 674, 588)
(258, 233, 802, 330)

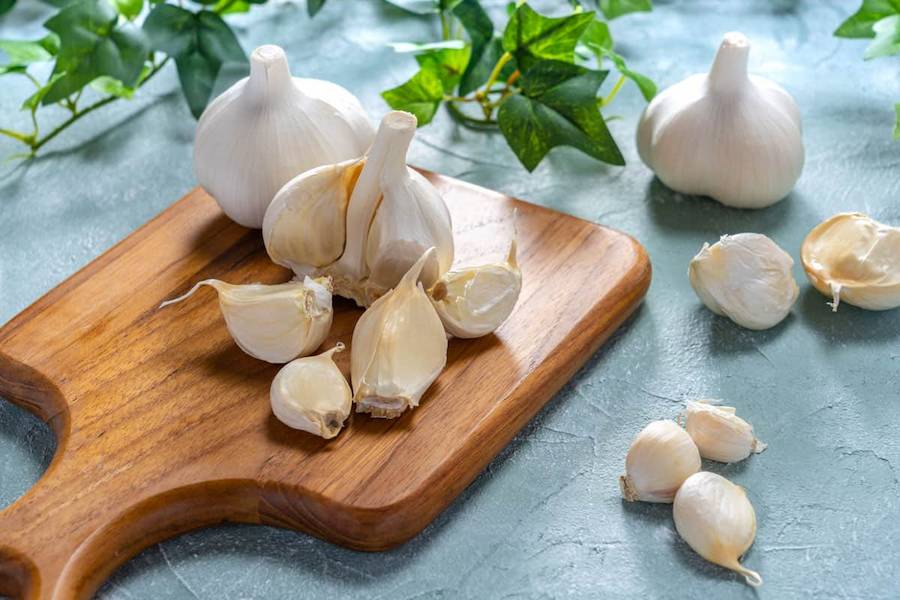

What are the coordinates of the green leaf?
(307, 0, 326, 16)
(0, 65, 27, 76)
(598, 0, 652, 20)
(579, 19, 612, 56)
(835, 0, 900, 38)
(865, 14, 900, 58)
(381, 67, 445, 125)
(894, 103, 900, 140)
(384, 0, 439, 14)
(453, 0, 494, 94)
(90, 64, 149, 97)
(415, 45, 471, 92)
(0, 37, 57, 65)
(497, 59, 623, 171)
(211, 0, 251, 14)
(580, 20, 654, 100)
(502, 3, 595, 72)
(388, 40, 466, 53)
(143, 4, 194, 55)
(21, 73, 63, 110)
(0, 0, 16, 17)
(112, 0, 142, 19)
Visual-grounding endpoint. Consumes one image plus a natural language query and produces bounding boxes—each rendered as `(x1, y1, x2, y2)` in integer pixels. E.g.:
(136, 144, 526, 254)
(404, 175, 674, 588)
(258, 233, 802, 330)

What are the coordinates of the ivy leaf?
(453, 0, 494, 94)
(384, 0, 439, 14)
(211, 0, 251, 14)
(597, 0, 652, 20)
(835, 0, 900, 39)
(0, 36, 58, 66)
(90, 64, 149, 98)
(894, 103, 900, 140)
(865, 14, 900, 58)
(605, 50, 655, 99)
(22, 73, 64, 110)
(415, 46, 471, 92)
(580, 19, 612, 54)
(580, 20, 654, 100)
(307, 0, 326, 16)
(0, 0, 15, 16)
(112, 0, 142, 19)
(388, 40, 465, 53)
(497, 59, 623, 171)
(381, 67, 444, 125)
(502, 3, 595, 72)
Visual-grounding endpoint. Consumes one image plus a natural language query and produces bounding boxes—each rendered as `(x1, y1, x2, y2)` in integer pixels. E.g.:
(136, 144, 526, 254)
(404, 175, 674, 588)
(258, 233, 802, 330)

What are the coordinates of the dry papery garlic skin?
(159, 276, 333, 364)
(801, 212, 900, 312)
(680, 401, 767, 463)
(689, 233, 799, 330)
(637, 32, 803, 209)
(270, 343, 352, 439)
(194, 44, 374, 228)
(673, 472, 762, 587)
(619, 420, 701, 503)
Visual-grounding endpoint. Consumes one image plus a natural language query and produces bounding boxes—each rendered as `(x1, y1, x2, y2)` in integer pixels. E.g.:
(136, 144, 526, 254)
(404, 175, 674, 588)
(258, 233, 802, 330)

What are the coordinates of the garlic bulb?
(637, 32, 804, 209)
(270, 343, 352, 439)
(801, 212, 900, 312)
(160, 276, 333, 364)
(351, 248, 448, 418)
(673, 472, 762, 587)
(263, 110, 454, 307)
(195, 44, 375, 228)
(680, 401, 766, 463)
(689, 233, 799, 330)
(429, 238, 521, 338)
(619, 420, 700, 503)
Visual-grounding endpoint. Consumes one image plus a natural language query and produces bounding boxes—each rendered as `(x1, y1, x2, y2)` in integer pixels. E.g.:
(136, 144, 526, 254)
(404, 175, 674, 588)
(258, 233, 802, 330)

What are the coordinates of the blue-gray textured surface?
(1, 0, 899, 598)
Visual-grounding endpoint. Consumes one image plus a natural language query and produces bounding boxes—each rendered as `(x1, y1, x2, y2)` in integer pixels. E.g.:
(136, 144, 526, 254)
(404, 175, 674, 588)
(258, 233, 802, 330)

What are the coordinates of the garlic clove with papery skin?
(680, 401, 766, 463)
(689, 233, 799, 330)
(801, 212, 900, 312)
(673, 472, 762, 587)
(619, 420, 701, 503)
(159, 276, 333, 364)
(637, 32, 804, 209)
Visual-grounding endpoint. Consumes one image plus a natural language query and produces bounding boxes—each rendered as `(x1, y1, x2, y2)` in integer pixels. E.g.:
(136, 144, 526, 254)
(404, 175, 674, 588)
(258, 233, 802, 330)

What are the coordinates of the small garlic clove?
(619, 420, 701, 503)
(270, 343, 352, 439)
(680, 400, 766, 463)
(801, 212, 900, 312)
(673, 472, 762, 587)
(429, 238, 522, 338)
(160, 276, 333, 364)
(689, 233, 799, 330)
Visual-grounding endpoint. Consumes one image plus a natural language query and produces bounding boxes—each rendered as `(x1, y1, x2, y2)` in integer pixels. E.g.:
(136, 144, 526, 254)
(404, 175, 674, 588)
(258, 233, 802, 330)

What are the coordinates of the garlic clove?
(673, 472, 762, 587)
(428, 238, 522, 338)
(619, 420, 701, 503)
(160, 276, 333, 364)
(270, 343, 352, 439)
(351, 248, 448, 418)
(801, 212, 900, 312)
(680, 400, 766, 463)
(689, 233, 799, 330)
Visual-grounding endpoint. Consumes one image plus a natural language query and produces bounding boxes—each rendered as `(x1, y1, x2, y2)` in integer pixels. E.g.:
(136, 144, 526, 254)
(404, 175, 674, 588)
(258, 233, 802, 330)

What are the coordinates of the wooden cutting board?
(0, 172, 650, 600)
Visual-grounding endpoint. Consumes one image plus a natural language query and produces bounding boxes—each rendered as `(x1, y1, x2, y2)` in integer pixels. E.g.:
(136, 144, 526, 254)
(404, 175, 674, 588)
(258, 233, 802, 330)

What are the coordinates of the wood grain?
(0, 172, 650, 599)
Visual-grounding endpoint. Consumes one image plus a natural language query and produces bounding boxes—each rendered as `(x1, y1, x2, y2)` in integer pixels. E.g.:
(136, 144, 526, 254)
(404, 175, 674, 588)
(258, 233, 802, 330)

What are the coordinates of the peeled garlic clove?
(680, 401, 766, 463)
(674, 472, 762, 587)
(801, 212, 900, 312)
(429, 239, 522, 338)
(619, 420, 701, 503)
(160, 276, 333, 364)
(194, 44, 374, 228)
(270, 343, 352, 439)
(637, 32, 803, 209)
(351, 248, 448, 418)
(689, 233, 798, 330)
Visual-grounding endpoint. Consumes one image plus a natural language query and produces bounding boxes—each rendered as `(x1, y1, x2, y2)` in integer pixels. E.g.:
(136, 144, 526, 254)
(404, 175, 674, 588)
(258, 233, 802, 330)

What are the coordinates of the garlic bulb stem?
(708, 33, 750, 93)
(244, 45, 293, 106)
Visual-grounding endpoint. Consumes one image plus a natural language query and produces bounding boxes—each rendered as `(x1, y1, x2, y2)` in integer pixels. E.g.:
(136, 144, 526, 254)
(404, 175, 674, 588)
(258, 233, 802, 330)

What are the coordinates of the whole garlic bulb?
(689, 233, 799, 330)
(673, 472, 762, 587)
(680, 401, 766, 463)
(619, 420, 701, 503)
(195, 44, 375, 228)
(801, 212, 900, 312)
(159, 276, 333, 364)
(637, 32, 804, 209)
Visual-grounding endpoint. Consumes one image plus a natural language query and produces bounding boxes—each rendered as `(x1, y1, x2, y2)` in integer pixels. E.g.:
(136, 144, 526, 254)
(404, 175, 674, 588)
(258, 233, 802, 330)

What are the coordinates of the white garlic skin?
(194, 44, 374, 228)
(689, 233, 799, 330)
(681, 401, 767, 463)
(801, 212, 900, 312)
(673, 472, 762, 587)
(271, 343, 352, 439)
(637, 32, 803, 209)
(619, 420, 701, 503)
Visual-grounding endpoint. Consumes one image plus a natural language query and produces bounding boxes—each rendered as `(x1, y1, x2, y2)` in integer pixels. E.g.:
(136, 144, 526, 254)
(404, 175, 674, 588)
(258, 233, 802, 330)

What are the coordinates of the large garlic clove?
(637, 32, 804, 209)
(428, 239, 522, 338)
(689, 233, 799, 330)
(801, 212, 900, 312)
(194, 44, 374, 228)
(680, 401, 766, 463)
(270, 343, 352, 439)
(619, 420, 701, 503)
(674, 472, 762, 587)
(160, 276, 333, 364)
(351, 248, 448, 419)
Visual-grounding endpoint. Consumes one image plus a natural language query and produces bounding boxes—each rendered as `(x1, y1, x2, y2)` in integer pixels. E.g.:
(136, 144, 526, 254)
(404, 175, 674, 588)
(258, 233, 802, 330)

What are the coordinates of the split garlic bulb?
(801, 212, 900, 312)
(195, 44, 375, 228)
(351, 249, 448, 418)
(429, 238, 522, 338)
(689, 233, 799, 330)
(160, 276, 333, 364)
(680, 401, 766, 463)
(637, 32, 804, 209)
(264, 110, 454, 307)
(619, 420, 701, 503)
(270, 343, 352, 439)
(673, 472, 762, 587)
